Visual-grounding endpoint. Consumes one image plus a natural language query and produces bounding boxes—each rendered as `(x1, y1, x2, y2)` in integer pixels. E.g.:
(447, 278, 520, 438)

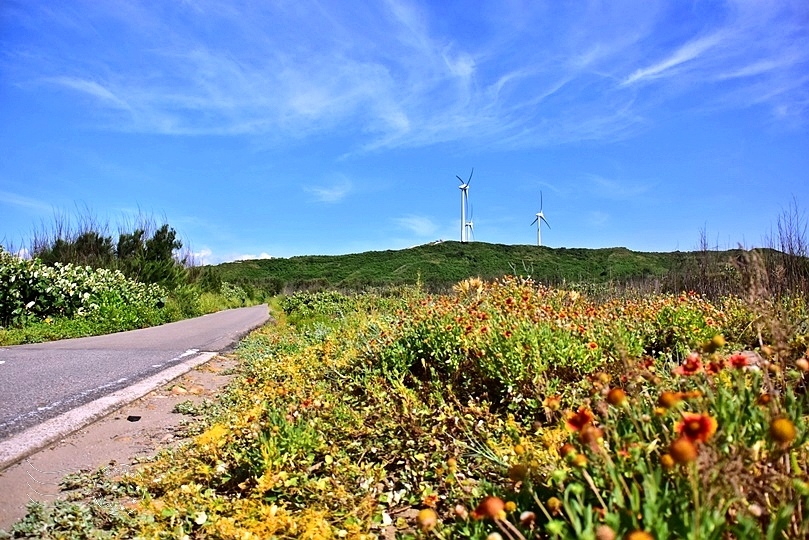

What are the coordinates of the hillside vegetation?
(217, 241, 758, 295)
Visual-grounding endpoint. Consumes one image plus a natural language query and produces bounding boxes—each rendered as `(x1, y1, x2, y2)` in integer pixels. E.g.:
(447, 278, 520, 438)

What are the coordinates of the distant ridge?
(216, 241, 760, 294)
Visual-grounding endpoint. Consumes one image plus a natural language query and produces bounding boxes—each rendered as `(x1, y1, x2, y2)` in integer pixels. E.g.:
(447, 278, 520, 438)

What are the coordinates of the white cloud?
(234, 252, 272, 261)
(0, 190, 52, 212)
(623, 33, 724, 86)
(192, 248, 212, 265)
(304, 179, 352, 203)
(394, 214, 438, 236)
(47, 76, 131, 109)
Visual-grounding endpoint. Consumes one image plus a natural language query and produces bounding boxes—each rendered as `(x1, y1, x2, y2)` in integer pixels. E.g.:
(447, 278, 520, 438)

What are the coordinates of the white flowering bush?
(0, 246, 166, 329)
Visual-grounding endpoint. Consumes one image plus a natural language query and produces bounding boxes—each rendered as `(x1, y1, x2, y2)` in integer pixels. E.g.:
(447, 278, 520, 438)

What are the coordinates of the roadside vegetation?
(1, 203, 807, 538)
(3, 249, 807, 539)
(0, 214, 263, 345)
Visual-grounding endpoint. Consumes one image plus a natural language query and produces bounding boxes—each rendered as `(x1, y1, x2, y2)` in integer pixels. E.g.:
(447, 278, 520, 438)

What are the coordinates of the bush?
(0, 246, 166, 330)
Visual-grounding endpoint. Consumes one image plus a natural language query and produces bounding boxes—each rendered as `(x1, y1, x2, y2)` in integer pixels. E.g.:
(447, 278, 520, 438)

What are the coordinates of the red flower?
(728, 353, 749, 369)
(705, 359, 724, 375)
(673, 352, 702, 376)
(676, 412, 718, 443)
(566, 407, 594, 431)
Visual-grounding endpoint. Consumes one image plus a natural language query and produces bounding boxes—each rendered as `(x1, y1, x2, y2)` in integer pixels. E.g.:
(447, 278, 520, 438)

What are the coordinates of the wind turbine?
(456, 168, 473, 243)
(465, 204, 475, 242)
(531, 191, 551, 246)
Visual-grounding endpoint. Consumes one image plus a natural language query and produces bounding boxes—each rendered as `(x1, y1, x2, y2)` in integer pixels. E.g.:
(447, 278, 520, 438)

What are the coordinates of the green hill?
(215, 241, 752, 294)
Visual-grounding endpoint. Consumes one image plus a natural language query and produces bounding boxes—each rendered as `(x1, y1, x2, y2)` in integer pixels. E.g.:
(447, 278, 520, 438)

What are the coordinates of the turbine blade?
(540, 191, 544, 212)
(468, 168, 474, 185)
(541, 216, 551, 229)
(530, 217, 538, 226)
(456, 175, 464, 185)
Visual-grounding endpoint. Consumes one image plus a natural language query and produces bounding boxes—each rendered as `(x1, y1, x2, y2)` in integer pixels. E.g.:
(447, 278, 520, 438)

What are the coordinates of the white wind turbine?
(465, 204, 475, 242)
(531, 191, 551, 246)
(456, 168, 473, 243)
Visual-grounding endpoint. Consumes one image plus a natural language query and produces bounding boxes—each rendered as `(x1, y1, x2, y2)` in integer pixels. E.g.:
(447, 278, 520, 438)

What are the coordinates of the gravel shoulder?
(0, 354, 238, 531)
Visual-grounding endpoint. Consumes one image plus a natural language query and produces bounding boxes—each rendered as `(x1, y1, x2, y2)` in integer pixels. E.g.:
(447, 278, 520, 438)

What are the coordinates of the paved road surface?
(0, 305, 269, 440)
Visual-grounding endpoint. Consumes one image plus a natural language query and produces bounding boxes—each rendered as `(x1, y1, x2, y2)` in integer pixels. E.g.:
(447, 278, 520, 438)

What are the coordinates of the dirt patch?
(0, 354, 238, 531)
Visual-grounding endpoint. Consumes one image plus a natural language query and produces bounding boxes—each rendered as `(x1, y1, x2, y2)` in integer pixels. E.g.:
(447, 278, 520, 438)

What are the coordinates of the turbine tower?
(456, 168, 473, 243)
(465, 204, 475, 242)
(531, 191, 551, 246)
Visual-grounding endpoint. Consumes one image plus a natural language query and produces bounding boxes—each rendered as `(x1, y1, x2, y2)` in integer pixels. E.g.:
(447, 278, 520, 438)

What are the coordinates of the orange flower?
(669, 437, 698, 464)
(471, 496, 506, 520)
(566, 407, 594, 431)
(606, 388, 626, 406)
(559, 443, 576, 459)
(673, 352, 702, 376)
(658, 391, 682, 409)
(676, 412, 718, 443)
(587, 341, 598, 350)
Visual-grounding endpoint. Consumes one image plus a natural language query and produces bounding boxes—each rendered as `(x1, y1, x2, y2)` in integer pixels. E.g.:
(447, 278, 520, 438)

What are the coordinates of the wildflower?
(543, 395, 562, 411)
(416, 509, 438, 531)
(728, 354, 749, 369)
(514, 444, 526, 455)
(546, 497, 562, 515)
(596, 525, 616, 540)
(705, 359, 724, 375)
(487, 533, 503, 540)
(559, 443, 576, 459)
(588, 342, 599, 350)
(626, 531, 654, 540)
(757, 393, 772, 406)
(669, 437, 698, 464)
(571, 453, 588, 468)
(579, 423, 604, 446)
(606, 388, 627, 406)
(676, 413, 718, 443)
(507, 464, 528, 482)
(471, 496, 506, 520)
(660, 454, 675, 470)
(658, 391, 682, 409)
(795, 358, 809, 372)
(702, 334, 725, 353)
(770, 417, 797, 446)
(454, 504, 469, 519)
(504, 501, 517, 513)
(519, 511, 536, 527)
(566, 407, 594, 431)
(673, 352, 702, 376)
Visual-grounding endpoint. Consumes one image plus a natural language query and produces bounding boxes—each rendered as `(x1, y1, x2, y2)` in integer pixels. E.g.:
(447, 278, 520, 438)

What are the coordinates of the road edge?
(0, 351, 217, 472)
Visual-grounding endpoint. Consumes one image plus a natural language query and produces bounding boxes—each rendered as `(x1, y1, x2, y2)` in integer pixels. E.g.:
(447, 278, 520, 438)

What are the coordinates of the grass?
(3, 273, 806, 539)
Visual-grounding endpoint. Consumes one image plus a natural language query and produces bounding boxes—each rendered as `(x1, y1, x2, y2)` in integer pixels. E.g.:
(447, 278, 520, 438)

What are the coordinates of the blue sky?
(1, 1, 807, 264)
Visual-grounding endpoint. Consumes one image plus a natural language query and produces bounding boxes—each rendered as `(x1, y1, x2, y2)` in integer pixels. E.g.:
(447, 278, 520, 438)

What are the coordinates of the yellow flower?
(770, 417, 797, 446)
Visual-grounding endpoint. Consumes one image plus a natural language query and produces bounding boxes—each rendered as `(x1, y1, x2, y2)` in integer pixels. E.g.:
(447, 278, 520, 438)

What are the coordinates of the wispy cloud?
(7, 0, 808, 147)
(394, 214, 438, 236)
(622, 33, 724, 86)
(0, 190, 52, 212)
(586, 174, 653, 201)
(47, 76, 130, 109)
(304, 179, 353, 203)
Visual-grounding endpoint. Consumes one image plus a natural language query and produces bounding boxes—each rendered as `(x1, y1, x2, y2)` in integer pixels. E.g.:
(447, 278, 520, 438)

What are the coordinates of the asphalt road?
(0, 305, 269, 440)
